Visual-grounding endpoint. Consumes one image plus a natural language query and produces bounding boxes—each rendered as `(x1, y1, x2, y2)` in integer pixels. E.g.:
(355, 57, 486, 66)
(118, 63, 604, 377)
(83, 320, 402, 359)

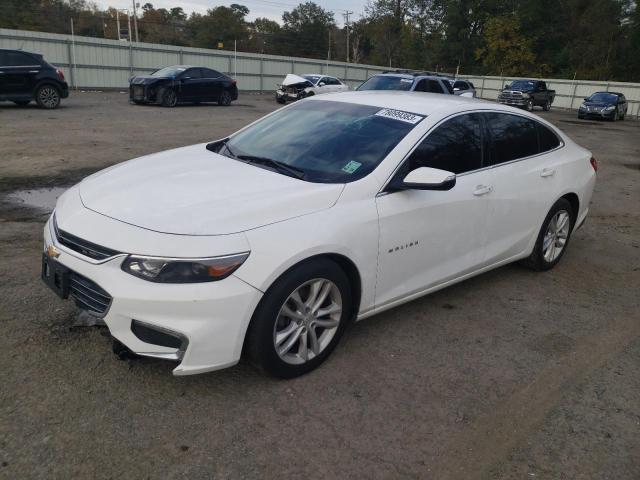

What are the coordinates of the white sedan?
(42, 92, 596, 378)
(275, 73, 349, 103)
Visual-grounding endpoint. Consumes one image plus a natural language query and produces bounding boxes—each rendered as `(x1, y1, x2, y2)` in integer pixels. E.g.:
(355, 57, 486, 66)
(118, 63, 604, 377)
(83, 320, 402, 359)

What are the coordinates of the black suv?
(0, 49, 69, 109)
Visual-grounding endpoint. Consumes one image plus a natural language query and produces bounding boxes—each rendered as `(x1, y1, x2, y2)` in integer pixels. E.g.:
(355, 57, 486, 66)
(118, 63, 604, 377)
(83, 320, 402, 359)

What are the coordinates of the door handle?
(473, 185, 493, 196)
(28, 70, 40, 73)
(540, 168, 556, 178)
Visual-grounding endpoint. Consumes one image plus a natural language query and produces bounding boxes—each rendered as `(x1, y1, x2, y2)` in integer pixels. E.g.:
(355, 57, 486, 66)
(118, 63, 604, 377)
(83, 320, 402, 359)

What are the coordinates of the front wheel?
(543, 99, 551, 111)
(246, 259, 352, 378)
(525, 99, 534, 111)
(218, 90, 232, 106)
(35, 85, 61, 109)
(160, 88, 177, 107)
(521, 198, 575, 271)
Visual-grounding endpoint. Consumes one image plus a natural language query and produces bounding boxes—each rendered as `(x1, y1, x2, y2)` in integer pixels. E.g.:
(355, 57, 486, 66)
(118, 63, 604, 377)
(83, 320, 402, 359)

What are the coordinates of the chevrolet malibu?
(42, 92, 596, 378)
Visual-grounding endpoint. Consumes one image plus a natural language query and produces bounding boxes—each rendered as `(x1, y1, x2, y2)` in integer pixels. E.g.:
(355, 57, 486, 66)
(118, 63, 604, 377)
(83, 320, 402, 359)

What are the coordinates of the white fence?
(0, 28, 388, 92)
(1, 28, 639, 118)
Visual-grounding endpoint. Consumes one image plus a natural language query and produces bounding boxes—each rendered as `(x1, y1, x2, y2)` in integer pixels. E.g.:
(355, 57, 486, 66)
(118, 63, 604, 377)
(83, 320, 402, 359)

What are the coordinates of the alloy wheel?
(38, 87, 60, 109)
(273, 278, 342, 365)
(543, 210, 570, 263)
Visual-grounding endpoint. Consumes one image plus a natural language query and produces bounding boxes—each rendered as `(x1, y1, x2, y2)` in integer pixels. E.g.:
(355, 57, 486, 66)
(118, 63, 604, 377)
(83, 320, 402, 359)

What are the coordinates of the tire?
(35, 85, 61, 109)
(160, 88, 177, 107)
(132, 100, 144, 105)
(526, 99, 534, 111)
(543, 99, 551, 111)
(620, 111, 625, 121)
(276, 95, 286, 104)
(245, 258, 353, 378)
(521, 198, 575, 271)
(13, 100, 30, 106)
(611, 109, 618, 122)
(218, 90, 232, 106)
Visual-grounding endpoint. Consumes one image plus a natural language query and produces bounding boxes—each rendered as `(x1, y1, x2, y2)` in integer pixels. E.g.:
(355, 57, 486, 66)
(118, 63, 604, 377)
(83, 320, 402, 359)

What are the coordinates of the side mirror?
(453, 87, 460, 91)
(505, 84, 511, 89)
(319, 82, 326, 87)
(584, 97, 589, 101)
(390, 167, 456, 191)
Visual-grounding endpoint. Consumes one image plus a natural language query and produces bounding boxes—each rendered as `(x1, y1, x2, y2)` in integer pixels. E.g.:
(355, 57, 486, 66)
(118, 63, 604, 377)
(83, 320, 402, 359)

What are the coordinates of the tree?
(190, 6, 249, 49)
(475, 15, 536, 76)
(281, 2, 335, 58)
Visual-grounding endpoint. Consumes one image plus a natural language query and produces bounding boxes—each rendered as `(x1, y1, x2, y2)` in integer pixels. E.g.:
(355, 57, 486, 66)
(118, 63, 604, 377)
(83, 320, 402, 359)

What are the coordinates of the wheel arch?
(33, 80, 62, 95)
(560, 192, 580, 223)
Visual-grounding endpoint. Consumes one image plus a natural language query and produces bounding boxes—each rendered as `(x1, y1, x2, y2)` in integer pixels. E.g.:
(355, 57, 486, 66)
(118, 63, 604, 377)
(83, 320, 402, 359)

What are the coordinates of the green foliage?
(475, 15, 537, 76)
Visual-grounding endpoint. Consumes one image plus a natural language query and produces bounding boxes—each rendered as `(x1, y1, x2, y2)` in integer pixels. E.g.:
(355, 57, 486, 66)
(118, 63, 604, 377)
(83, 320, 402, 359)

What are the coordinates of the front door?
(375, 113, 492, 308)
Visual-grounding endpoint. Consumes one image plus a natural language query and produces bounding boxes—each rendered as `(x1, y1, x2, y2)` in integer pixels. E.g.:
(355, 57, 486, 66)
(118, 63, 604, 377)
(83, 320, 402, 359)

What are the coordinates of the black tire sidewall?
(246, 258, 353, 378)
(161, 89, 177, 107)
(219, 90, 231, 106)
(529, 198, 576, 271)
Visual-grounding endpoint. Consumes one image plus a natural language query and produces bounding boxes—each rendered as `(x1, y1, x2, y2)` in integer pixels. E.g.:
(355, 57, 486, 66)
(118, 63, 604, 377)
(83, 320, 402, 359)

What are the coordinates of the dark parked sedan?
(129, 65, 238, 107)
(578, 92, 627, 121)
(0, 48, 69, 109)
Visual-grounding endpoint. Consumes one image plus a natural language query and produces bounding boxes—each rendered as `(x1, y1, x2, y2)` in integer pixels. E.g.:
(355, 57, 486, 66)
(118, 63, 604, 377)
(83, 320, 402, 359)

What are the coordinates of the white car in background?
(42, 92, 596, 378)
(276, 73, 349, 103)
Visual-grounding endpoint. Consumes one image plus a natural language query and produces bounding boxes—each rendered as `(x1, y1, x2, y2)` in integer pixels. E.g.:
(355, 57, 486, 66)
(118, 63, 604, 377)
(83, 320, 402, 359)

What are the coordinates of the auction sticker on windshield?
(375, 108, 424, 125)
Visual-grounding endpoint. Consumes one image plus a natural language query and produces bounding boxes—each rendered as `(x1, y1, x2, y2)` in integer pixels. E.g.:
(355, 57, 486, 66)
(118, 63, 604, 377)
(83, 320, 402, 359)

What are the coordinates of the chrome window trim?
(1, 65, 42, 68)
(378, 109, 565, 194)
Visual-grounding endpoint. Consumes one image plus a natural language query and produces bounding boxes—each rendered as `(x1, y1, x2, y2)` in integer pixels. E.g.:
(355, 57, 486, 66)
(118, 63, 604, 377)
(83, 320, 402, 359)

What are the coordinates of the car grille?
(54, 216, 121, 261)
(499, 91, 524, 100)
(69, 272, 112, 314)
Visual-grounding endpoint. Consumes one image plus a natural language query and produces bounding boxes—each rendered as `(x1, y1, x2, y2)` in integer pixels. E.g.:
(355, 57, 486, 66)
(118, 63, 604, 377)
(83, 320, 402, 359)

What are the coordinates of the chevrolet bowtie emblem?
(47, 245, 61, 259)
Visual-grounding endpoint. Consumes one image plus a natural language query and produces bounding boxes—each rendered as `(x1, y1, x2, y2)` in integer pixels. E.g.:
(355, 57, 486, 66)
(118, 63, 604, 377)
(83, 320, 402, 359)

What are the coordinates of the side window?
(453, 80, 467, 90)
(427, 80, 444, 93)
(185, 68, 201, 78)
(413, 79, 428, 92)
(328, 77, 341, 85)
(484, 112, 539, 165)
(537, 123, 561, 152)
(408, 113, 484, 174)
(5, 52, 37, 66)
(203, 68, 221, 78)
(320, 77, 331, 85)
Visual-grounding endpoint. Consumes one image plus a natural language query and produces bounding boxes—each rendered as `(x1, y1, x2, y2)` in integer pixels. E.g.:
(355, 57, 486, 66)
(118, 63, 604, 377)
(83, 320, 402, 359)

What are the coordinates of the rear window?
(1, 51, 38, 67)
(357, 75, 413, 91)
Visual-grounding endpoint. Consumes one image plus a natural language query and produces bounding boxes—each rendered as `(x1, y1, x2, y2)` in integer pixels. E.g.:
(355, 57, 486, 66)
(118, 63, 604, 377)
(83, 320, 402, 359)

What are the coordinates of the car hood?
(78, 144, 344, 236)
(281, 74, 314, 87)
(583, 102, 612, 108)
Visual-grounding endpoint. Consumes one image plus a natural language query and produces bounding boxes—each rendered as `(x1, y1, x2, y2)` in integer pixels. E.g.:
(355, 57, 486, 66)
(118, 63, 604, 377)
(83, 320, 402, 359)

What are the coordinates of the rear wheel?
(13, 100, 30, 106)
(521, 198, 575, 271)
(35, 85, 61, 109)
(218, 90, 232, 106)
(543, 99, 551, 111)
(246, 259, 352, 378)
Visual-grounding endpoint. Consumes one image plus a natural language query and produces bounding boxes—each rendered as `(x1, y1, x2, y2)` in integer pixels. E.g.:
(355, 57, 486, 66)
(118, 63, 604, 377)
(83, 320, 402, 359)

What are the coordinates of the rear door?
(201, 68, 223, 100)
(0, 51, 42, 97)
(375, 113, 493, 307)
(482, 112, 563, 264)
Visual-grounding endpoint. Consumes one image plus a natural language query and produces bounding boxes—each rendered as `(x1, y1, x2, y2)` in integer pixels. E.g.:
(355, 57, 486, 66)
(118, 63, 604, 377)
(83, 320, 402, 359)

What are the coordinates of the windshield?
(151, 66, 186, 77)
(357, 75, 414, 91)
(509, 80, 536, 90)
(224, 100, 422, 183)
(302, 75, 321, 84)
(586, 93, 617, 103)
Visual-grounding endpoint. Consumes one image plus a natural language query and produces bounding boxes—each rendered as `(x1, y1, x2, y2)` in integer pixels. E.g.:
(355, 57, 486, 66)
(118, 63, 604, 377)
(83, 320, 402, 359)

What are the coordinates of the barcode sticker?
(374, 108, 424, 125)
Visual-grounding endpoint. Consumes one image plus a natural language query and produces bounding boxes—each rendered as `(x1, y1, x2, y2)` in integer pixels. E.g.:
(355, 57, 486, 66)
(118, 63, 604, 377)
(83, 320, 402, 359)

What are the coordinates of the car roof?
(592, 91, 623, 96)
(306, 90, 543, 118)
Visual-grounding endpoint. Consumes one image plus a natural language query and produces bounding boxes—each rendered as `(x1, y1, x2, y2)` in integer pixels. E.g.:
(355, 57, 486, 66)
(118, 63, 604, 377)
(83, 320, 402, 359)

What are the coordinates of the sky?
(94, 0, 367, 25)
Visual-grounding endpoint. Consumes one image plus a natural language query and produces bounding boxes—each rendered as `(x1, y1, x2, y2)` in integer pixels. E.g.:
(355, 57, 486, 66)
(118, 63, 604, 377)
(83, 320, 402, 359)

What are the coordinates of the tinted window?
(202, 68, 221, 78)
(4, 51, 38, 66)
(151, 66, 186, 77)
(485, 113, 539, 165)
(327, 77, 341, 85)
(427, 80, 444, 93)
(225, 100, 420, 183)
(184, 68, 201, 78)
(408, 113, 483, 174)
(357, 75, 413, 91)
(453, 80, 468, 90)
(537, 123, 560, 152)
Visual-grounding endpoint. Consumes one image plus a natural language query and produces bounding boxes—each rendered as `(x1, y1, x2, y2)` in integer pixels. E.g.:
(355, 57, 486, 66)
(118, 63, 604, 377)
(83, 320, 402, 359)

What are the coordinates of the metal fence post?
(291, 60, 295, 74)
(228, 55, 233, 75)
(570, 81, 578, 110)
(66, 39, 75, 89)
(179, 49, 183, 64)
(259, 58, 264, 93)
(480, 77, 485, 99)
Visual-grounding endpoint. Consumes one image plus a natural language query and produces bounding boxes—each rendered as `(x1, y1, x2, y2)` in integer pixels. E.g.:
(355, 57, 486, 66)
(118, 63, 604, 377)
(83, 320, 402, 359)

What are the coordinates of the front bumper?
(578, 109, 615, 120)
(275, 88, 303, 101)
(497, 97, 529, 107)
(43, 218, 263, 375)
(129, 84, 155, 103)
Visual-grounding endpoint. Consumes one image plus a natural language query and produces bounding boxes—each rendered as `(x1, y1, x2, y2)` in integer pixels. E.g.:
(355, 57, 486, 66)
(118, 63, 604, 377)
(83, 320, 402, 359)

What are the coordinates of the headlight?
(604, 105, 615, 111)
(579, 104, 586, 110)
(121, 252, 249, 283)
(521, 93, 530, 98)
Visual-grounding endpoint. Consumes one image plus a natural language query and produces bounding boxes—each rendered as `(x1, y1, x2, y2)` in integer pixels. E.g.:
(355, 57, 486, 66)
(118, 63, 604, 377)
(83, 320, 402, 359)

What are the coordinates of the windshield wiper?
(236, 154, 306, 180)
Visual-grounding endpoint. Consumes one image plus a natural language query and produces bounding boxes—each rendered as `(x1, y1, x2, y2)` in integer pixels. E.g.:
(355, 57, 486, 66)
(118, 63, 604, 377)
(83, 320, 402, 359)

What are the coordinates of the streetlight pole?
(343, 11, 353, 63)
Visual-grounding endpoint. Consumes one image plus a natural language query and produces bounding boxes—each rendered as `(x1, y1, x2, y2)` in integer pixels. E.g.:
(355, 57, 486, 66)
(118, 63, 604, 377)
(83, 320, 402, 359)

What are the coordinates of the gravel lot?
(1, 92, 639, 479)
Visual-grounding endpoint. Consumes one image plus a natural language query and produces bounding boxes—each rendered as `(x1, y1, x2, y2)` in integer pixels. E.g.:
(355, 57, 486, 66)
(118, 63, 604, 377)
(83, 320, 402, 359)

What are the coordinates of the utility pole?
(327, 29, 331, 66)
(116, 10, 121, 40)
(132, 0, 139, 42)
(343, 11, 353, 63)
